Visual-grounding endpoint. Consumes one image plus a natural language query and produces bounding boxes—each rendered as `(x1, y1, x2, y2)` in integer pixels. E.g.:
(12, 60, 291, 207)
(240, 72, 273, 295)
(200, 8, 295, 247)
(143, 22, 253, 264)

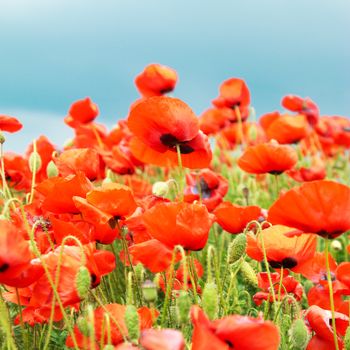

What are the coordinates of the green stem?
(176, 144, 184, 201)
(325, 238, 339, 350)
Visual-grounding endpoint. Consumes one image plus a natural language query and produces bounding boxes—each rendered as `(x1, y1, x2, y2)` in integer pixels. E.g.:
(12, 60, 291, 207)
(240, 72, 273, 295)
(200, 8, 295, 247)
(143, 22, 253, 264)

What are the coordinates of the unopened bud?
(124, 305, 140, 343)
(46, 160, 59, 178)
(176, 290, 191, 324)
(152, 181, 169, 197)
(77, 316, 90, 336)
(331, 239, 342, 252)
(240, 261, 258, 288)
(75, 266, 91, 299)
(290, 319, 309, 350)
(0, 132, 5, 144)
(201, 282, 218, 320)
(227, 234, 247, 264)
(142, 280, 158, 303)
(29, 152, 42, 173)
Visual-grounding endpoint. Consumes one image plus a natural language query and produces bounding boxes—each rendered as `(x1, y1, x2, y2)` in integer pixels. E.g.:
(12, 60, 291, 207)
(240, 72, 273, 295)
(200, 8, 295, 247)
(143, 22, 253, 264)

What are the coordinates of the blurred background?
(0, 0, 349, 152)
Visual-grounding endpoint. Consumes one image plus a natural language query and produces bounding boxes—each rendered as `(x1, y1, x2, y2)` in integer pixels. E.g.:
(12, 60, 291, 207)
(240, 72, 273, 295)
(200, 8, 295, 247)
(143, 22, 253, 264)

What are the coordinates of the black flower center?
(269, 257, 298, 269)
(160, 133, 194, 154)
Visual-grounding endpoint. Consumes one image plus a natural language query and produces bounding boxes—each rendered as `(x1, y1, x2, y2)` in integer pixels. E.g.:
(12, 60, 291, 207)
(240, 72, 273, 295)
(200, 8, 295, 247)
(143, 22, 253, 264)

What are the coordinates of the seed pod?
(124, 305, 140, 343)
(240, 261, 258, 288)
(75, 266, 91, 299)
(142, 280, 158, 303)
(176, 290, 191, 324)
(227, 234, 247, 264)
(46, 160, 59, 178)
(0, 132, 5, 144)
(201, 282, 218, 320)
(77, 316, 90, 336)
(29, 151, 42, 173)
(290, 319, 309, 350)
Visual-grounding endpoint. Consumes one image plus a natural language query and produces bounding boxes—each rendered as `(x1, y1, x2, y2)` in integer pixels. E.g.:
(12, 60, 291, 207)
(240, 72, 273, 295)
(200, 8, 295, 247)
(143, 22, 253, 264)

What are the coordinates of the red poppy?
(305, 305, 348, 350)
(127, 97, 212, 169)
(199, 108, 232, 135)
(139, 329, 185, 350)
(237, 141, 298, 175)
(246, 225, 317, 271)
(214, 202, 263, 234)
(281, 95, 319, 126)
(287, 158, 326, 182)
(212, 78, 250, 121)
(54, 148, 101, 180)
(36, 172, 93, 214)
(253, 272, 303, 305)
(260, 112, 309, 144)
(64, 97, 99, 127)
(191, 306, 280, 350)
(268, 180, 350, 238)
(142, 201, 213, 251)
(135, 63, 178, 98)
(0, 220, 35, 287)
(0, 115, 23, 133)
(184, 169, 228, 211)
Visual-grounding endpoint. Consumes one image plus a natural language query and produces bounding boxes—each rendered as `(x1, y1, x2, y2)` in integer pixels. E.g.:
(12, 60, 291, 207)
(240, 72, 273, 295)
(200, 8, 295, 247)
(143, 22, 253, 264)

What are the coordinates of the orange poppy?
(246, 225, 317, 271)
(184, 169, 229, 211)
(237, 141, 298, 175)
(260, 112, 309, 144)
(305, 305, 348, 350)
(54, 148, 102, 180)
(135, 63, 178, 98)
(142, 201, 213, 251)
(281, 95, 319, 126)
(199, 108, 232, 135)
(64, 97, 99, 127)
(191, 306, 280, 350)
(268, 180, 350, 238)
(214, 202, 263, 234)
(212, 78, 250, 121)
(0, 115, 23, 132)
(127, 96, 212, 169)
(36, 172, 93, 214)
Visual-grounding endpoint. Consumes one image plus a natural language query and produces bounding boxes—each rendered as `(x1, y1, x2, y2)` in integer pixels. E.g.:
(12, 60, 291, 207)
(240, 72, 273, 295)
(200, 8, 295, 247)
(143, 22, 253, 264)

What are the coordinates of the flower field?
(1, 63, 350, 349)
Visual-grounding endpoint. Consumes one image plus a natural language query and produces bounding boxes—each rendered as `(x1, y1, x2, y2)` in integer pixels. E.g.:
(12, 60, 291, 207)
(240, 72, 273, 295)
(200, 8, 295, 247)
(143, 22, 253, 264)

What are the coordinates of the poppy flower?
(253, 272, 303, 305)
(212, 78, 250, 120)
(142, 201, 213, 251)
(64, 97, 99, 127)
(135, 63, 178, 98)
(214, 202, 263, 234)
(260, 112, 309, 144)
(54, 148, 101, 180)
(139, 329, 185, 350)
(199, 108, 232, 135)
(0, 220, 34, 286)
(268, 180, 350, 238)
(36, 172, 93, 214)
(281, 95, 319, 126)
(127, 96, 212, 169)
(287, 158, 326, 182)
(66, 304, 157, 348)
(184, 169, 229, 211)
(191, 306, 280, 350)
(305, 305, 348, 350)
(0, 115, 23, 133)
(246, 225, 317, 271)
(237, 141, 298, 175)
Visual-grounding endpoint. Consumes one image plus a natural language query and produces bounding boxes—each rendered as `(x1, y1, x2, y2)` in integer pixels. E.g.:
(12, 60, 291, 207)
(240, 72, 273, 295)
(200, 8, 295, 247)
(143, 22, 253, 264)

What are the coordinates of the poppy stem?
(29, 140, 38, 204)
(0, 290, 17, 350)
(234, 106, 245, 149)
(176, 144, 184, 201)
(91, 124, 104, 149)
(325, 237, 340, 350)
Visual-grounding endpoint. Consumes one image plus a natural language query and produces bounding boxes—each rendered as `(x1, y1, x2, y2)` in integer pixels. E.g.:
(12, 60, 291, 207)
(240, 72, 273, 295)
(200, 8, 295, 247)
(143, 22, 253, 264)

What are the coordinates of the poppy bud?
(280, 313, 291, 335)
(124, 305, 140, 343)
(75, 266, 91, 299)
(227, 234, 247, 264)
(240, 261, 258, 288)
(102, 346, 115, 350)
(29, 151, 42, 173)
(201, 282, 218, 320)
(0, 132, 5, 144)
(290, 319, 309, 350)
(344, 325, 350, 350)
(77, 316, 90, 336)
(142, 280, 158, 303)
(176, 290, 191, 324)
(134, 263, 145, 284)
(152, 181, 170, 197)
(46, 160, 59, 178)
(63, 138, 74, 148)
(331, 239, 342, 251)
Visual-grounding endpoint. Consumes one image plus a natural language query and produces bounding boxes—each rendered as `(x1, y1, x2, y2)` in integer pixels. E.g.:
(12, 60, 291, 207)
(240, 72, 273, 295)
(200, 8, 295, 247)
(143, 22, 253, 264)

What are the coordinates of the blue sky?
(0, 0, 349, 152)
